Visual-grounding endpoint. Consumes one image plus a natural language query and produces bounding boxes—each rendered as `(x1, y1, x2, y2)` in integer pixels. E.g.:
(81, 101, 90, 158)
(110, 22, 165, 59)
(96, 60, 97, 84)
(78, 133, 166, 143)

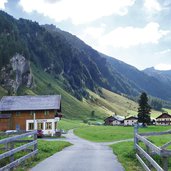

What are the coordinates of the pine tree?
(138, 92, 151, 126)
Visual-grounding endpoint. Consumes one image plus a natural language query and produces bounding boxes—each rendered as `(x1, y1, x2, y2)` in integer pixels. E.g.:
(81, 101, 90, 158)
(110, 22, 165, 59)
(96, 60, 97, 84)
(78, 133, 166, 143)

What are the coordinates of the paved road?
(31, 130, 125, 171)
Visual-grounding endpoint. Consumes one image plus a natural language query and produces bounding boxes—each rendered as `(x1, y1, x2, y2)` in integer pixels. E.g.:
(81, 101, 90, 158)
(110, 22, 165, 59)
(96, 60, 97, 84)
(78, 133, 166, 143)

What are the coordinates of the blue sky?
(1, 0, 171, 70)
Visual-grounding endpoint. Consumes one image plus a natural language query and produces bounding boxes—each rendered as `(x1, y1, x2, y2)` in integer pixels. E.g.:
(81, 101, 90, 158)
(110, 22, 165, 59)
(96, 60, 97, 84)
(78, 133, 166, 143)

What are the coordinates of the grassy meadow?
(74, 125, 171, 142)
(58, 118, 86, 131)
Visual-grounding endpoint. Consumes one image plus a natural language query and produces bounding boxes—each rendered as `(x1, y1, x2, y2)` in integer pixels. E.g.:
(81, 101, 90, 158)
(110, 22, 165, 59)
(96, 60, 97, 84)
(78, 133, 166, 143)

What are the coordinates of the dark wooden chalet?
(104, 115, 124, 125)
(156, 113, 171, 125)
(0, 95, 61, 135)
(124, 116, 138, 126)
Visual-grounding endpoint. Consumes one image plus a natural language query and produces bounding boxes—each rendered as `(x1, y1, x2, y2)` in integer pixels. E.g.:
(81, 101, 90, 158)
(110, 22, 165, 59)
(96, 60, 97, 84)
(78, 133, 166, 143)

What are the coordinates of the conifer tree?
(138, 92, 151, 126)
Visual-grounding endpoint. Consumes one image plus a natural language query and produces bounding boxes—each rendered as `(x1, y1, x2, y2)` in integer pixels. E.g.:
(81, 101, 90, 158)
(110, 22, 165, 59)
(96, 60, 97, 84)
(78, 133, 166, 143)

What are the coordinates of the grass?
(74, 125, 171, 142)
(88, 88, 138, 116)
(0, 139, 72, 170)
(74, 126, 133, 142)
(111, 142, 143, 171)
(58, 118, 86, 131)
(111, 141, 144, 171)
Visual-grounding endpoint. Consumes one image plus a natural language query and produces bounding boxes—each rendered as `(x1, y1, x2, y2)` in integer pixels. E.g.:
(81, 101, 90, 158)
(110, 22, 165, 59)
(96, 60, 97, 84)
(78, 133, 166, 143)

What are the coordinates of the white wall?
(26, 119, 58, 135)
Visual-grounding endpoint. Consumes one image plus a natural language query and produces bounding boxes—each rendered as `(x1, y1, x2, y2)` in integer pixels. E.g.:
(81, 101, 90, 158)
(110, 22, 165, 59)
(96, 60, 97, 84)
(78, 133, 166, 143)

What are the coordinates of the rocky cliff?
(0, 54, 33, 94)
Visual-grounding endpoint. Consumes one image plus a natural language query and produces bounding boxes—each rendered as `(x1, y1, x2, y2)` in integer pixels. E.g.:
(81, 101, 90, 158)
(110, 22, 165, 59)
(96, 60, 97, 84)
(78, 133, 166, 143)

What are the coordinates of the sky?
(1, 0, 171, 70)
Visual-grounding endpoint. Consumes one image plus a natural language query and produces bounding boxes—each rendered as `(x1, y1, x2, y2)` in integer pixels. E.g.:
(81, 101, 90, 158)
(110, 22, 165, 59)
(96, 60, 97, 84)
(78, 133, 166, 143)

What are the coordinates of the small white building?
(26, 117, 60, 135)
(124, 116, 138, 126)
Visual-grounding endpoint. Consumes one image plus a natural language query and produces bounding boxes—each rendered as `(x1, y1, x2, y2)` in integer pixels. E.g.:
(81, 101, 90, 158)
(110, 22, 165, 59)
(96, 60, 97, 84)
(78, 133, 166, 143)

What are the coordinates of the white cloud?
(155, 63, 171, 70)
(83, 27, 105, 40)
(0, 0, 7, 9)
(144, 0, 162, 11)
(157, 49, 171, 55)
(82, 22, 169, 49)
(19, 0, 135, 25)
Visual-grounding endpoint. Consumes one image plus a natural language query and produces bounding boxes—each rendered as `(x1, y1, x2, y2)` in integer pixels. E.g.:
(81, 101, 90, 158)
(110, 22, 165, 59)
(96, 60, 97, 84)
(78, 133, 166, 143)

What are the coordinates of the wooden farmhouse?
(0, 95, 61, 135)
(124, 116, 138, 126)
(104, 115, 124, 126)
(156, 113, 171, 125)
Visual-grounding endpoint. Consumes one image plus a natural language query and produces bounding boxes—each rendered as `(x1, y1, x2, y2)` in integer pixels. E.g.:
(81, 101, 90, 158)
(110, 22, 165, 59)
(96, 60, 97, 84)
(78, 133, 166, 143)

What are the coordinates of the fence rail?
(0, 130, 38, 171)
(134, 125, 171, 171)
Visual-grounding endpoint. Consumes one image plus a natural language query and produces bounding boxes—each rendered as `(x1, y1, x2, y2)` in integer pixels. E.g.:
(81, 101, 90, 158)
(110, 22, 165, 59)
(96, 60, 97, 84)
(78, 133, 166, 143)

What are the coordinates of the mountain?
(143, 67, 171, 84)
(0, 10, 171, 118)
(101, 54, 171, 101)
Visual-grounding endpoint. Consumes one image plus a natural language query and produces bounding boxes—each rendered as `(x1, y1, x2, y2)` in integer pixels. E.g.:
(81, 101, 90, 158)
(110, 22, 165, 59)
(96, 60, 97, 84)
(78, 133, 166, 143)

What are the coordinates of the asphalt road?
(31, 130, 125, 171)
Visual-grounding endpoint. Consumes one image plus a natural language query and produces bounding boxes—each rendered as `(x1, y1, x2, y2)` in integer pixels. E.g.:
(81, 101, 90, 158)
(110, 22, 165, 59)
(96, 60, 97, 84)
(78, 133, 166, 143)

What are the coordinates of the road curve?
(31, 130, 125, 171)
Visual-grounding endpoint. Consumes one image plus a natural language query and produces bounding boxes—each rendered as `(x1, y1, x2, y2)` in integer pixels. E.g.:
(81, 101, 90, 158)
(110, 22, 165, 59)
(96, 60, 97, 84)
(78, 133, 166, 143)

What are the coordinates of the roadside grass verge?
(0, 140, 71, 171)
(74, 125, 171, 142)
(110, 142, 143, 171)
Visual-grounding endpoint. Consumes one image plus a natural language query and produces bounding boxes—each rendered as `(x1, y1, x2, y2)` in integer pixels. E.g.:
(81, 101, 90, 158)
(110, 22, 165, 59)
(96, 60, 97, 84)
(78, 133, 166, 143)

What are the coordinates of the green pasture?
(74, 125, 171, 142)
(58, 118, 86, 131)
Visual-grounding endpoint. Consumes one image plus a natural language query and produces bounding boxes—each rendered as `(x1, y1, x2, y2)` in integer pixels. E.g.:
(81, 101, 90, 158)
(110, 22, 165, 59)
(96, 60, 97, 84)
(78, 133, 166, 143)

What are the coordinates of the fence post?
(162, 157, 168, 171)
(134, 124, 138, 149)
(33, 131, 37, 157)
(10, 142, 14, 170)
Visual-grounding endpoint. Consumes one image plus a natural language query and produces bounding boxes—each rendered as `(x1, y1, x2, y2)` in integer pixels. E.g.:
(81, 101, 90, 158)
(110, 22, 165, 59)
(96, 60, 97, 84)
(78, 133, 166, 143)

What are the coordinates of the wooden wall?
(0, 118, 10, 131)
(1, 110, 56, 131)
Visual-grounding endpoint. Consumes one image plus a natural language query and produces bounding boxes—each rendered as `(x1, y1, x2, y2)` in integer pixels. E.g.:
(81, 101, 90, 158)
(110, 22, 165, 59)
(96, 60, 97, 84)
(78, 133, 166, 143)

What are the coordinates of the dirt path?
(31, 130, 126, 171)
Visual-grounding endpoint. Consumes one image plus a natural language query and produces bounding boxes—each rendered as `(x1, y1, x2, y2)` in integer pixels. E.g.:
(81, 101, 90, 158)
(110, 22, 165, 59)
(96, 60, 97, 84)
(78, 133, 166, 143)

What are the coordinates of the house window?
(16, 112, 21, 116)
(45, 122, 52, 130)
(28, 123, 34, 130)
(37, 123, 43, 130)
(44, 111, 49, 115)
(30, 111, 36, 115)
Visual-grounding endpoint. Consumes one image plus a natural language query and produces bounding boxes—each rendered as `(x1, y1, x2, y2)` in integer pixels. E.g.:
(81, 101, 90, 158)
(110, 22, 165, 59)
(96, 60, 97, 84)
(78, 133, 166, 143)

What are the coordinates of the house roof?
(156, 113, 171, 119)
(0, 95, 61, 111)
(104, 115, 124, 122)
(124, 116, 138, 120)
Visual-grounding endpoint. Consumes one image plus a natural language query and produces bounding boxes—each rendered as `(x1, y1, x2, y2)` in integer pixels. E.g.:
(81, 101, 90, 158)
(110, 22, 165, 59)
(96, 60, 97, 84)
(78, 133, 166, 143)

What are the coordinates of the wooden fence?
(134, 125, 171, 171)
(0, 130, 38, 171)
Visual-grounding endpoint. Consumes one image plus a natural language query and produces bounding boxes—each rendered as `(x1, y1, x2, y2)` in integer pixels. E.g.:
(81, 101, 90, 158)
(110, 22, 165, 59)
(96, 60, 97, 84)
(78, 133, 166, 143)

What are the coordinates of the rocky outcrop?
(0, 54, 33, 94)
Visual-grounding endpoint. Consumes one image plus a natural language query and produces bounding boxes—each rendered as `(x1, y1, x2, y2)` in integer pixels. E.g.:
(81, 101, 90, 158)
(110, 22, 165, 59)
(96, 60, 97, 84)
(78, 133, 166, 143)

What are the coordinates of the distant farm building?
(156, 113, 171, 125)
(0, 95, 62, 135)
(124, 116, 138, 126)
(104, 115, 124, 126)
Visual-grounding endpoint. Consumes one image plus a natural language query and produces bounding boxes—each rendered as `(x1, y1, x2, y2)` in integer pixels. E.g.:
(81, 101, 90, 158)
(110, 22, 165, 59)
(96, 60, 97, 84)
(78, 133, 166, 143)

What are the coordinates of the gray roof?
(0, 95, 61, 111)
(113, 115, 125, 121)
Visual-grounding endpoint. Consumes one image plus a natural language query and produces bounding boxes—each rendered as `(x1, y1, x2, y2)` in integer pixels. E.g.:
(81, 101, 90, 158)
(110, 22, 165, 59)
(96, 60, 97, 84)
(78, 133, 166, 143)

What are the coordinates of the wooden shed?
(0, 95, 61, 135)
